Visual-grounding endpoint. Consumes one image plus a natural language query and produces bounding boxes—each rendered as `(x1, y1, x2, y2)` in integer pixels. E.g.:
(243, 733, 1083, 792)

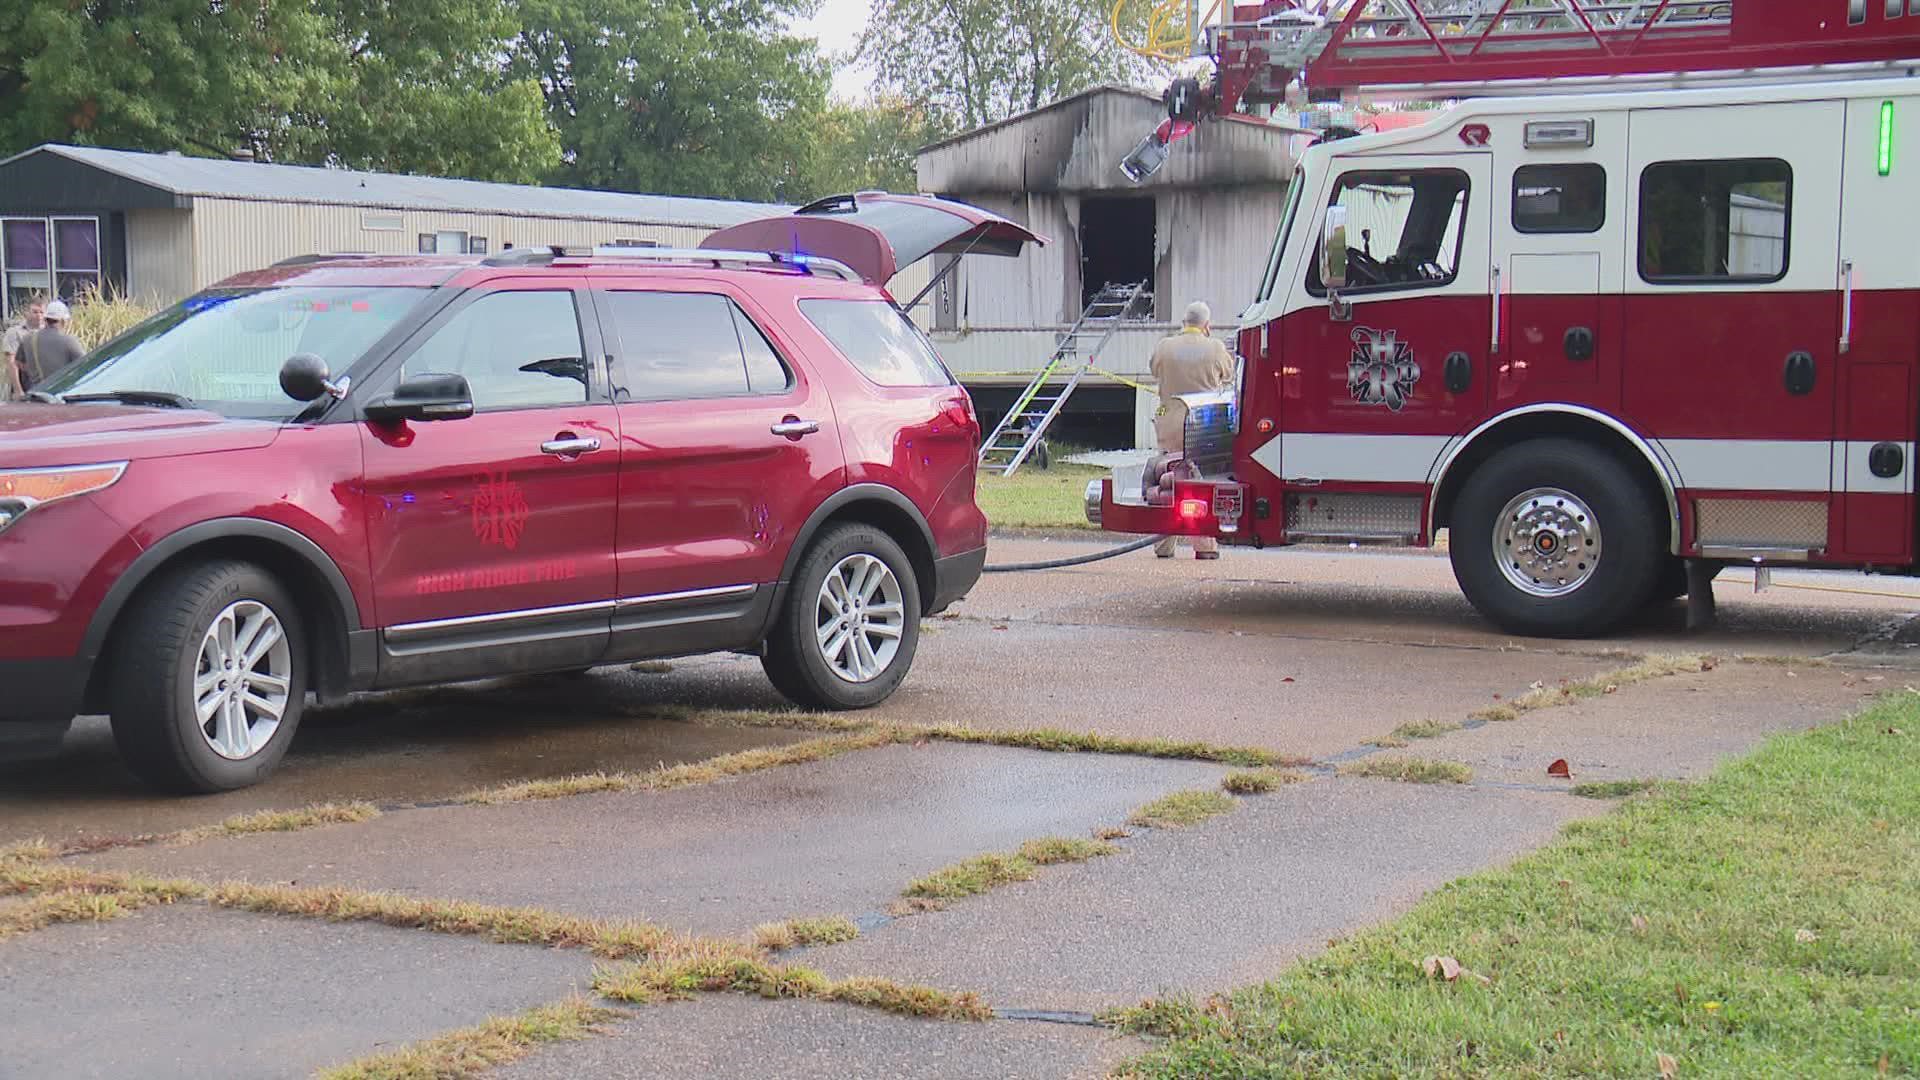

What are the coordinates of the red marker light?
(1256, 418, 1275, 434)
(1179, 499, 1209, 520)
(310, 301, 330, 313)
(351, 301, 370, 312)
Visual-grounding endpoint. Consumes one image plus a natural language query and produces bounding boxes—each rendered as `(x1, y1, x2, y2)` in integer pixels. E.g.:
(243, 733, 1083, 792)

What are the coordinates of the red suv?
(0, 193, 1042, 793)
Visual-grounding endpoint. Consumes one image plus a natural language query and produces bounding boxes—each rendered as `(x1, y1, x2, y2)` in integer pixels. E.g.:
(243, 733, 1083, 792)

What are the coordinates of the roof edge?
(916, 85, 1161, 156)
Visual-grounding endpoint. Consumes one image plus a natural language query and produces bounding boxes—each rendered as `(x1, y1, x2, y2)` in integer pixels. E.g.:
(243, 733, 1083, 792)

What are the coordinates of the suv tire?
(109, 561, 307, 793)
(763, 524, 922, 710)
(1450, 439, 1661, 638)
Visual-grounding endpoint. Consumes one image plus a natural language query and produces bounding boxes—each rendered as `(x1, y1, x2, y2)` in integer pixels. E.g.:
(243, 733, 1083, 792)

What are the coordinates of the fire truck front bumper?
(1085, 475, 1247, 538)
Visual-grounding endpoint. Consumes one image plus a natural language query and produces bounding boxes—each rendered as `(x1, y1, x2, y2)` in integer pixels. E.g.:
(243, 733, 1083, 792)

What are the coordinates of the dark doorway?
(1079, 197, 1155, 310)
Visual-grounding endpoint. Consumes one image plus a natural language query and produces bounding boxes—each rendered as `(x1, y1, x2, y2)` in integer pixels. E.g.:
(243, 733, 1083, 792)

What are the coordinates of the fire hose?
(983, 533, 1167, 573)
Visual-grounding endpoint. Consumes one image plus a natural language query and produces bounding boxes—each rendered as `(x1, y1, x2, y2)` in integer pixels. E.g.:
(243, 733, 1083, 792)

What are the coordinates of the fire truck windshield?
(1256, 166, 1306, 304)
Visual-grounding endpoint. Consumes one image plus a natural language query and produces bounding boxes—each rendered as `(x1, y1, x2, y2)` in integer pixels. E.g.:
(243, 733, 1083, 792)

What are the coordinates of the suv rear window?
(604, 291, 793, 401)
(800, 299, 952, 388)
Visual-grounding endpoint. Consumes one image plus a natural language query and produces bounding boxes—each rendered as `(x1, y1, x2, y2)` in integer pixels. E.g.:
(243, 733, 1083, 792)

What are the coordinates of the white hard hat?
(43, 299, 71, 321)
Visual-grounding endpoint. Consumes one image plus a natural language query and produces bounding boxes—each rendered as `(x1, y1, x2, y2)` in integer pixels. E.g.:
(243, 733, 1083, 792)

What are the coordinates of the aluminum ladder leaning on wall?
(977, 280, 1150, 478)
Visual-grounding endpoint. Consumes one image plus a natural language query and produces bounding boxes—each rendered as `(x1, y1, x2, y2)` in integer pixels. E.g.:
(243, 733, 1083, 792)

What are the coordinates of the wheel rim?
(1494, 487, 1602, 598)
(815, 553, 906, 684)
(193, 600, 293, 760)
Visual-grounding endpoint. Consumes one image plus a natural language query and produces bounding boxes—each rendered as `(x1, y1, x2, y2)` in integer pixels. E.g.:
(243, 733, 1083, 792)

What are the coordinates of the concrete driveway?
(3, 537, 1911, 1078)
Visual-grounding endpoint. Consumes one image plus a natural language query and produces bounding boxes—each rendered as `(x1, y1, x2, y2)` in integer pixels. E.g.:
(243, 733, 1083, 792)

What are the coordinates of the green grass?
(753, 916, 861, 951)
(902, 837, 1119, 901)
(974, 462, 1106, 530)
(1222, 768, 1308, 795)
(1115, 699, 1920, 1078)
(316, 998, 619, 1080)
(1340, 756, 1473, 785)
(1571, 779, 1660, 800)
(1389, 719, 1465, 741)
(1129, 790, 1237, 829)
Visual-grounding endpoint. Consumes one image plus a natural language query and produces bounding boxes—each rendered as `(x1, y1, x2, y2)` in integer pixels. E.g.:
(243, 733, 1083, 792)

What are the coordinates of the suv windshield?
(41, 286, 430, 420)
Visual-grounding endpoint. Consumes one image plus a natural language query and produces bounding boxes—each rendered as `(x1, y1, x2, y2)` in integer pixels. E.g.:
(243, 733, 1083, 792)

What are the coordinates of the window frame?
(798, 297, 956, 389)
(596, 287, 798, 405)
(1511, 163, 1607, 235)
(1636, 156, 1794, 287)
(385, 285, 600, 415)
(1305, 167, 1473, 299)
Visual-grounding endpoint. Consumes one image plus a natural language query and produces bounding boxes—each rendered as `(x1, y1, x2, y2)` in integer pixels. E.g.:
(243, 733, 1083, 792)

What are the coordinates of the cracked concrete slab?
(84, 743, 1230, 938)
(494, 997, 1140, 1080)
(804, 777, 1603, 1013)
(1372, 664, 1880, 788)
(0, 904, 591, 1080)
(0, 683, 813, 848)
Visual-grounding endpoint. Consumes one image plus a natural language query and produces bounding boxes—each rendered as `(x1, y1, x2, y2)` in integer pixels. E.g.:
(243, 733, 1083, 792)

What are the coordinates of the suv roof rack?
(270, 253, 373, 268)
(480, 245, 863, 282)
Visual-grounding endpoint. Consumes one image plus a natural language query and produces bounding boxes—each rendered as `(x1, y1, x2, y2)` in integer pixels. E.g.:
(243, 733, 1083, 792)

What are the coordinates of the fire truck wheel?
(1450, 440, 1661, 638)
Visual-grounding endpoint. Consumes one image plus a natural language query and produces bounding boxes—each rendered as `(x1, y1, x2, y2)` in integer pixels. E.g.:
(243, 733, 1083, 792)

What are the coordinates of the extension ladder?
(977, 280, 1150, 478)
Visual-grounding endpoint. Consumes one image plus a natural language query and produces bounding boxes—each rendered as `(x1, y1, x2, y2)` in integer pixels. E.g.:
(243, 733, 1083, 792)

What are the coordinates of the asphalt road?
(3, 537, 1910, 1077)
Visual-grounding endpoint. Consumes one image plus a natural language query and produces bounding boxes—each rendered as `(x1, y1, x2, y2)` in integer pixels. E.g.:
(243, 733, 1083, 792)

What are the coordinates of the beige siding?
(186, 198, 725, 294)
(1161, 188, 1286, 325)
(125, 208, 194, 305)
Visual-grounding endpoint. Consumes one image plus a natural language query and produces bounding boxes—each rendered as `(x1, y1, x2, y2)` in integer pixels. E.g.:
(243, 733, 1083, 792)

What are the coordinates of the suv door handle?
(771, 418, 821, 438)
(540, 435, 602, 457)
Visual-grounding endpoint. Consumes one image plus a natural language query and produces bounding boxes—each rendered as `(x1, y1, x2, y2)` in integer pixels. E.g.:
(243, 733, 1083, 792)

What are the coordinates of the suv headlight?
(0, 463, 128, 536)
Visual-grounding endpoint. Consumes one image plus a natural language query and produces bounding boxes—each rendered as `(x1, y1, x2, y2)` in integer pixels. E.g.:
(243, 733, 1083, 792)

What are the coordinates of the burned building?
(915, 86, 1304, 447)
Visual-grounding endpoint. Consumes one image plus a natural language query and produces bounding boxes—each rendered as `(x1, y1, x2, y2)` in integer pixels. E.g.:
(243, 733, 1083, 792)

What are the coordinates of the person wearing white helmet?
(18, 298, 87, 393)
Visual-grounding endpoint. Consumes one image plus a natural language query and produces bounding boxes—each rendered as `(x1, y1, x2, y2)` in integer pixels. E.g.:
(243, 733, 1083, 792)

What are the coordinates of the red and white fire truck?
(1092, 1, 1920, 637)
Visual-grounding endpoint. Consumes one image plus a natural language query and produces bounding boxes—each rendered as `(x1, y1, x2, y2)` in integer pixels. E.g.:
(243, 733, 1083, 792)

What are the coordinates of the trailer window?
(1513, 163, 1606, 234)
(1308, 169, 1469, 295)
(1639, 158, 1791, 283)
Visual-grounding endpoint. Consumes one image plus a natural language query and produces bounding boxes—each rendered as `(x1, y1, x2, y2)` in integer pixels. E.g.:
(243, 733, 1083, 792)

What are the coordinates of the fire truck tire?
(1450, 440, 1661, 638)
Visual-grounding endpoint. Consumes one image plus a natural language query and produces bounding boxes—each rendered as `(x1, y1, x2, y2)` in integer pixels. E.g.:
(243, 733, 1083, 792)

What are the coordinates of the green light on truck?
(1880, 101, 1895, 177)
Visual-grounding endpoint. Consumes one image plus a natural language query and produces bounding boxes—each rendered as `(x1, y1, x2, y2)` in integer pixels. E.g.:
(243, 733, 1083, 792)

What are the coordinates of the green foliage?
(1122, 702, 1920, 1077)
(801, 97, 943, 196)
(860, 0, 1148, 131)
(510, 0, 833, 202)
(0, 2, 559, 181)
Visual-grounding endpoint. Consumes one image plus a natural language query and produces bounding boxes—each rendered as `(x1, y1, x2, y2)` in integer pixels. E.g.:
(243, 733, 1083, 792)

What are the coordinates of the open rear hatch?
(701, 192, 1046, 299)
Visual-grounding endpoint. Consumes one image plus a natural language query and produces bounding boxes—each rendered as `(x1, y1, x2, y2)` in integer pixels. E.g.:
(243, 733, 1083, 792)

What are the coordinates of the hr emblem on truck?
(1348, 327, 1421, 412)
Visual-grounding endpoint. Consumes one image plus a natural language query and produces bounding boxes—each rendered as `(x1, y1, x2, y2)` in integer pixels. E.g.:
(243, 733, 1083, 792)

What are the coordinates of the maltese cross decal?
(1347, 326, 1421, 412)
(471, 471, 531, 551)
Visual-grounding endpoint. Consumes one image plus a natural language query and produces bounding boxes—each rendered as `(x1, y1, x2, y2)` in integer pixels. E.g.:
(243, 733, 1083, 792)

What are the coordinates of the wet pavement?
(3, 535, 1913, 1076)
(0, 905, 591, 1080)
(492, 997, 1141, 1080)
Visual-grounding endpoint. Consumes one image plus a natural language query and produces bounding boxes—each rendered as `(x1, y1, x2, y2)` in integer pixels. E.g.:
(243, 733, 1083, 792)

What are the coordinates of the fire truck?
(1090, 1, 1920, 637)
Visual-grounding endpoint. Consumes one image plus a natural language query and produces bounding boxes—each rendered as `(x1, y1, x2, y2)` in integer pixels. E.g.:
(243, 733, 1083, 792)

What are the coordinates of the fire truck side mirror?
(1321, 207, 1349, 291)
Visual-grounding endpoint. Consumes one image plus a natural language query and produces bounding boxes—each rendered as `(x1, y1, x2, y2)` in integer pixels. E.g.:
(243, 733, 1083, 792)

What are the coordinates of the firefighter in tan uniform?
(1150, 301, 1235, 560)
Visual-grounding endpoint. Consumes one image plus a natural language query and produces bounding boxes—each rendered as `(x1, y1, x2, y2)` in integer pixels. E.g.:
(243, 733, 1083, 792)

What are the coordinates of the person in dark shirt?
(18, 299, 86, 391)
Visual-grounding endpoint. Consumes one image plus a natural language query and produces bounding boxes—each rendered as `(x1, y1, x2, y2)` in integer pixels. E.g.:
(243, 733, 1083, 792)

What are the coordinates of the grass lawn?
(975, 462, 1107, 531)
(1116, 697, 1920, 1077)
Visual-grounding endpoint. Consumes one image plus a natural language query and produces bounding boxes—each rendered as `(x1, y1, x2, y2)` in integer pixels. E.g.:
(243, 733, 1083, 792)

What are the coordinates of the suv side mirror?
(279, 353, 348, 403)
(1320, 206, 1349, 291)
(363, 372, 475, 424)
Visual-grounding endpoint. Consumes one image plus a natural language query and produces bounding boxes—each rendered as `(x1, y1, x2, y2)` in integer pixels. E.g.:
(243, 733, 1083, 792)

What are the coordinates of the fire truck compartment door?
(699, 192, 1047, 286)
(1503, 252, 1602, 395)
(1623, 99, 1843, 475)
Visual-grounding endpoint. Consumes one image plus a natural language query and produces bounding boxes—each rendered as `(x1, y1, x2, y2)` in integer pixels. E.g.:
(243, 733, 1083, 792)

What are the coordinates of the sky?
(792, 0, 877, 100)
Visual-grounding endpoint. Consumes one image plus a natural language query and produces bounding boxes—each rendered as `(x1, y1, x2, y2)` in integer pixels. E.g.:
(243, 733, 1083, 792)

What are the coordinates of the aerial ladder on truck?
(1087, 0, 1920, 638)
(1111, 1, 1920, 179)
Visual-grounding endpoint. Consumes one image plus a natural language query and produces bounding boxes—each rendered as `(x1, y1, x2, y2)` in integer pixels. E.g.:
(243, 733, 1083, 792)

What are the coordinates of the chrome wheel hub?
(815, 553, 906, 684)
(1495, 487, 1601, 598)
(193, 600, 292, 760)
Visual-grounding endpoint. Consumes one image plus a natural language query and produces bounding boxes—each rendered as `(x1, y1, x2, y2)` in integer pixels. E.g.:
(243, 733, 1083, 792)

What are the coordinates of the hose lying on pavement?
(983, 534, 1168, 573)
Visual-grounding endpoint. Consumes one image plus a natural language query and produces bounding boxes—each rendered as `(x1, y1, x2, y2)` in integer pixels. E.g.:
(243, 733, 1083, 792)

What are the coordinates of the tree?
(0, 2, 558, 182)
(796, 97, 944, 197)
(859, 0, 1146, 132)
(510, 0, 834, 203)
